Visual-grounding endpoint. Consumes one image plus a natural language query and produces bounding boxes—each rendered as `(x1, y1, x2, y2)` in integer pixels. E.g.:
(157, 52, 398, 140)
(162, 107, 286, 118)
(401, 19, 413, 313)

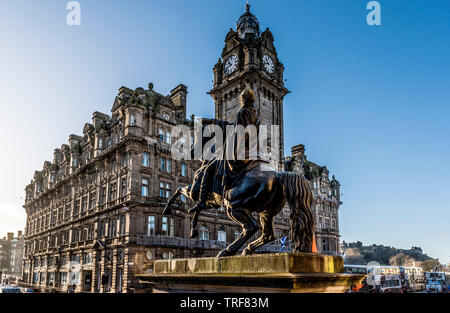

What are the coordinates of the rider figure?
(189, 88, 260, 214)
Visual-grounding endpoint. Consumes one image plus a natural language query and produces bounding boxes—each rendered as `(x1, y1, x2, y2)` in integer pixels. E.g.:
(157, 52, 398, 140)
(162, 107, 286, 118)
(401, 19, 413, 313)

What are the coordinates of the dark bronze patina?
(163, 88, 315, 257)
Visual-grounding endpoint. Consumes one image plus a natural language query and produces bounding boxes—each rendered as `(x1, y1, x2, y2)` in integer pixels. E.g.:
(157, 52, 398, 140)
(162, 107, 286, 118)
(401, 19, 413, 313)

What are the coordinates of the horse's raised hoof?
(216, 249, 230, 258)
(162, 204, 172, 215)
(190, 229, 198, 239)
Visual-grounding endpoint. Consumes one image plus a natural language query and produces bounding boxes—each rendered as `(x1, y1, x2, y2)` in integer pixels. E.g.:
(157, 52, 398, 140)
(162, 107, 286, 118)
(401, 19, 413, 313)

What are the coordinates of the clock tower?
(208, 4, 289, 170)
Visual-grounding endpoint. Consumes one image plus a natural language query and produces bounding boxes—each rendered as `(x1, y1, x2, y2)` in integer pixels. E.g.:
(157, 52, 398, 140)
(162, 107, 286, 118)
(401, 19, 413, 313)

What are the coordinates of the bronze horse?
(162, 160, 315, 257)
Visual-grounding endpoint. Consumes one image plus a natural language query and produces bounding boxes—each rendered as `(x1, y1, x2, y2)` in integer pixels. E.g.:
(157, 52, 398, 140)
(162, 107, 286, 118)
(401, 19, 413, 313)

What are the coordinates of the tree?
(421, 259, 439, 272)
(389, 253, 416, 267)
(344, 248, 365, 264)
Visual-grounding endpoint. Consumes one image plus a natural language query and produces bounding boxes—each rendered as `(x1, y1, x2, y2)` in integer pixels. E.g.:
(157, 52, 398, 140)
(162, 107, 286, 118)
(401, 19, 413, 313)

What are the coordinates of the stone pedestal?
(136, 253, 365, 293)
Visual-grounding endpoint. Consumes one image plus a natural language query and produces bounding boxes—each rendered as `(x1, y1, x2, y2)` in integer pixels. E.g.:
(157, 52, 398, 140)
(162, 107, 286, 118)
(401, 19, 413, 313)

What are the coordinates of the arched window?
(218, 227, 226, 242)
(199, 226, 209, 240)
(162, 251, 173, 260)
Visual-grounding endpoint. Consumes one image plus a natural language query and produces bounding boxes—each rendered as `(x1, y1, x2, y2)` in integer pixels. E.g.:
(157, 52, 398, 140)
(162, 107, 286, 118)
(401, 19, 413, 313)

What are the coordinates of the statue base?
(136, 253, 365, 293)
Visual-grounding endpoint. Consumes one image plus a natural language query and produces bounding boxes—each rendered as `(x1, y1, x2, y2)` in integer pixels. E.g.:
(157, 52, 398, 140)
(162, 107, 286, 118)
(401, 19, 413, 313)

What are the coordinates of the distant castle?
(340, 241, 432, 265)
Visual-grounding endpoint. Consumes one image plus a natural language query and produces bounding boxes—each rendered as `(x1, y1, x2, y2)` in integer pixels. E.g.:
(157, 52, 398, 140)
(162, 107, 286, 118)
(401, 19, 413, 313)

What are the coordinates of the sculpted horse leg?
(242, 211, 277, 255)
(162, 187, 183, 215)
(162, 185, 200, 238)
(217, 206, 259, 257)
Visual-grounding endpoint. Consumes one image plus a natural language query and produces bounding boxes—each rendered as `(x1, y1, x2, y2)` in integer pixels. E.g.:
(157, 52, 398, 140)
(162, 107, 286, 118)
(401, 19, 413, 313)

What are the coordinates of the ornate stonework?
(21, 5, 342, 293)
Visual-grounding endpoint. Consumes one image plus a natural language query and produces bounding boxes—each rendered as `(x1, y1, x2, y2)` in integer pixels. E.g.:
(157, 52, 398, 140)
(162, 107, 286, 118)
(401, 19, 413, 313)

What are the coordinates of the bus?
(365, 265, 404, 293)
(400, 266, 425, 292)
(425, 272, 447, 293)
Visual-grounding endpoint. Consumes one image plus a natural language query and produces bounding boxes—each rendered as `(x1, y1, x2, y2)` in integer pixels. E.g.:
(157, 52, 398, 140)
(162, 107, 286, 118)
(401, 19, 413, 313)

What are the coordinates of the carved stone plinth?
(136, 253, 365, 293)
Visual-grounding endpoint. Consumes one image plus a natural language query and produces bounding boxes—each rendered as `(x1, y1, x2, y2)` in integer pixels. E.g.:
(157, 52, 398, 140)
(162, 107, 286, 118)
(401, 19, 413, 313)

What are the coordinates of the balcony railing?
(135, 235, 284, 253)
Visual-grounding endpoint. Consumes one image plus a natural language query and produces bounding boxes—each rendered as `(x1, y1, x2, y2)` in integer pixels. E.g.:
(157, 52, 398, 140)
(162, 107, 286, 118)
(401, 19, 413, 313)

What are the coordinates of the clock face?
(224, 55, 238, 75)
(263, 55, 275, 74)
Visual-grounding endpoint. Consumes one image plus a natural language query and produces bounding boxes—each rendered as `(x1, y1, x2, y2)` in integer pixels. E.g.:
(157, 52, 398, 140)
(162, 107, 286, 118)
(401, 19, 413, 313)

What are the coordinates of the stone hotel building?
(21, 5, 342, 293)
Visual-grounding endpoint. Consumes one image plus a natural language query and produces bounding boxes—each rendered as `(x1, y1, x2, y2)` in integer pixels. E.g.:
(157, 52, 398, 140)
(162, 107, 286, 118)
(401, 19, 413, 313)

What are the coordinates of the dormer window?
(158, 128, 165, 142)
(163, 112, 170, 121)
(181, 163, 187, 177)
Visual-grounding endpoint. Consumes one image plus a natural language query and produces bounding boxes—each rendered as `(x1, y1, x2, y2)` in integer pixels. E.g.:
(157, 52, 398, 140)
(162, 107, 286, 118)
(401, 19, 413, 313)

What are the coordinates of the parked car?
(1, 286, 21, 293)
(22, 288, 40, 293)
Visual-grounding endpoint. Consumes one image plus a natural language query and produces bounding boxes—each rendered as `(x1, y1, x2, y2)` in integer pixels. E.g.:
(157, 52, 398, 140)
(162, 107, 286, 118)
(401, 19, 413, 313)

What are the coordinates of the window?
(100, 185, 107, 204)
(90, 172, 97, 185)
(158, 128, 165, 142)
(121, 152, 128, 167)
(121, 176, 127, 197)
(81, 196, 88, 212)
(109, 183, 117, 201)
(86, 224, 93, 239)
(98, 138, 104, 149)
(119, 215, 126, 235)
(48, 272, 55, 284)
(160, 157, 165, 171)
(99, 220, 106, 237)
(166, 158, 172, 173)
(147, 216, 155, 236)
(163, 112, 170, 120)
(142, 152, 150, 167)
(60, 272, 67, 285)
(130, 114, 136, 126)
(83, 252, 92, 264)
(181, 163, 187, 177)
(234, 230, 240, 240)
(199, 226, 209, 240)
(108, 218, 116, 238)
(89, 192, 96, 209)
(74, 199, 80, 216)
(162, 251, 173, 260)
(161, 217, 168, 236)
(141, 178, 149, 197)
(169, 218, 175, 237)
(218, 227, 226, 242)
(180, 193, 186, 203)
(166, 131, 171, 144)
(107, 138, 112, 148)
(110, 160, 116, 173)
(160, 182, 171, 198)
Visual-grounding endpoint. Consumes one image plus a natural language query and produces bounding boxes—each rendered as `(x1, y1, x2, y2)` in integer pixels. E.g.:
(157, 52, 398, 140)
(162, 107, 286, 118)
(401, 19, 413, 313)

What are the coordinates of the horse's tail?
(276, 172, 315, 253)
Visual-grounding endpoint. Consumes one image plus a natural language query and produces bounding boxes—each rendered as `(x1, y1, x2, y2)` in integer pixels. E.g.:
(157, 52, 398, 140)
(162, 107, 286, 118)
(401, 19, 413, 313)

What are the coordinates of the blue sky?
(0, 0, 449, 263)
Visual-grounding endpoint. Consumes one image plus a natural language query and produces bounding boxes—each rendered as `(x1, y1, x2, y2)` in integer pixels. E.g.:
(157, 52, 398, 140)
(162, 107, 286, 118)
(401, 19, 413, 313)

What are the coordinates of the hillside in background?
(341, 241, 435, 268)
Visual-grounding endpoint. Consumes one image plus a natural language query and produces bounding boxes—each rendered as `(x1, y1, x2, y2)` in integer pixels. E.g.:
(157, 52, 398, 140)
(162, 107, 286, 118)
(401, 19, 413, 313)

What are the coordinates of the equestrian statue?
(162, 88, 315, 257)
